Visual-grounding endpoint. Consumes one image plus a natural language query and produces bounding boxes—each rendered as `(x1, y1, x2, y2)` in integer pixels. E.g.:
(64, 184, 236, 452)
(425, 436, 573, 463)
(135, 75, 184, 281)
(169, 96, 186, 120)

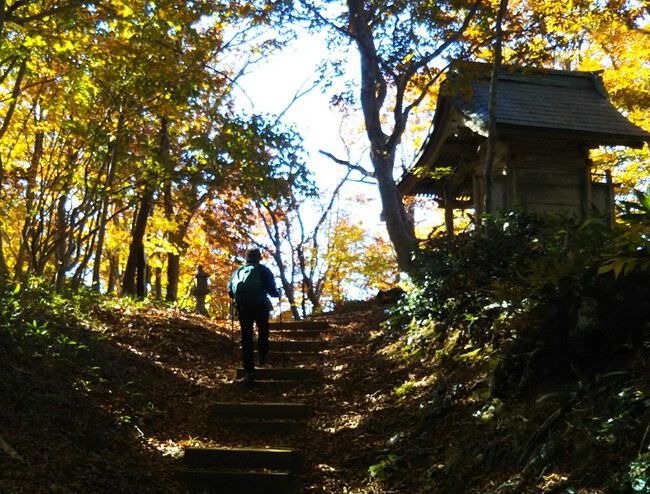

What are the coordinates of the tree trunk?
(166, 252, 180, 302)
(158, 116, 183, 304)
(297, 248, 321, 314)
(347, 0, 417, 272)
(166, 200, 205, 304)
(166, 220, 196, 303)
(107, 251, 120, 295)
(70, 227, 97, 291)
(54, 194, 68, 291)
(0, 158, 9, 279)
(0, 58, 26, 143)
(484, 0, 509, 222)
(295, 172, 351, 315)
(155, 266, 163, 300)
(136, 243, 148, 298)
(374, 157, 416, 270)
(123, 117, 170, 297)
(122, 192, 153, 296)
(93, 111, 123, 291)
(15, 130, 43, 279)
(254, 202, 301, 319)
(274, 250, 301, 321)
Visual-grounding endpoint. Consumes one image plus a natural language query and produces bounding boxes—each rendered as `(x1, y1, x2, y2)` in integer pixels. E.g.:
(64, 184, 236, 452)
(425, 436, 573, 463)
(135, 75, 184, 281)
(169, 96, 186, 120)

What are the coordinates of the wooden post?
(444, 184, 454, 238)
(605, 169, 614, 227)
(583, 158, 593, 221)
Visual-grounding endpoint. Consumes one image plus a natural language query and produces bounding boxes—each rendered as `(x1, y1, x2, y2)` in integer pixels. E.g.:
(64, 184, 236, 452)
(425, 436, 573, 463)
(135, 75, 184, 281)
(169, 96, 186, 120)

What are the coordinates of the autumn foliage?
(2, 0, 650, 492)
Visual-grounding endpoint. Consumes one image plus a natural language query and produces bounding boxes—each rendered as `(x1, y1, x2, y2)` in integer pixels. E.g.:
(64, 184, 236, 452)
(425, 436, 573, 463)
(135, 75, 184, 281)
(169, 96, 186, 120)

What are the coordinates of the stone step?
(269, 340, 326, 352)
(236, 367, 323, 381)
(183, 447, 303, 471)
(176, 469, 295, 494)
(209, 402, 311, 421)
(268, 350, 323, 361)
(269, 321, 330, 331)
(275, 329, 323, 339)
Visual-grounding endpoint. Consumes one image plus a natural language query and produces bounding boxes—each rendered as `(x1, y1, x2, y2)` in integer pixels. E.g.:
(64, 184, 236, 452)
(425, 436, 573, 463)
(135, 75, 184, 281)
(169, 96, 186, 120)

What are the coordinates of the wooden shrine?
(398, 62, 650, 232)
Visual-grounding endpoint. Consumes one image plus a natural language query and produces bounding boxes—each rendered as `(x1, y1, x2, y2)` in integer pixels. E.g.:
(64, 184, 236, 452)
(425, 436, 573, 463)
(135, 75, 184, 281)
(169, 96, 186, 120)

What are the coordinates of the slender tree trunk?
(123, 117, 171, 297)
(0, 58, 26, 143)
(0, 59, 27, 277)
(0, 156, 9, 279)
(484, 0, 509, 222)
(158, 117, 189, 304)
(54, 194, 68, 291)
(274, 249, 301, 321)
(297, 248, 321, 313)
(157, 117, 182, 303)
(93, 111, 123, 291)
(15, 130, 43, 279)
(167, 197, 205, 303)
(155, 266, 163, 300)
(256, 203, 302, 320)
(296, 216, 321, 315)
(296, 172, 350, 315)
(167, 220, 196, 302)
(122, 195, 152, 296)
(271, 212, 302, 320)
(0, 58, 26, 277)
(107, 251, 120, 295)
(136, 243, 148, 298)
(166, 252, 180, 302)
(71, 226, 97, 291)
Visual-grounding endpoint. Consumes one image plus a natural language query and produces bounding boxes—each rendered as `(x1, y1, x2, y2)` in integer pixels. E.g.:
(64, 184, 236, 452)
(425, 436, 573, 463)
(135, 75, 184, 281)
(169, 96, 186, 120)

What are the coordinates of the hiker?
(228, 248, 280, 383)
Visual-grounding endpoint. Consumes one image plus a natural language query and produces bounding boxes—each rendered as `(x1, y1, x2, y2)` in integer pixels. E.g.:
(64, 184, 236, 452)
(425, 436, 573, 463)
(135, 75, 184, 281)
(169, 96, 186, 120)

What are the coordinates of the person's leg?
(239, 307, 255, 374)
(255, 305, 270, 365)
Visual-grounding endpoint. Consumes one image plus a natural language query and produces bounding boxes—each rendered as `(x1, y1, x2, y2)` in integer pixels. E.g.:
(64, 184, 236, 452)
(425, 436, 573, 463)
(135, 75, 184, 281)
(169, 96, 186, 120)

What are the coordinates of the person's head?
(245, 248, 262, 263)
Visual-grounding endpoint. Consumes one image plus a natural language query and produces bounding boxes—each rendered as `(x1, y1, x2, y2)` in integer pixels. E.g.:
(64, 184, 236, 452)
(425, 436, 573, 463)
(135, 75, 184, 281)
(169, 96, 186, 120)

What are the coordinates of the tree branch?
(318, 150, 375, 179)
(7, 0, 84, 25)
(388, 0, 483, 150)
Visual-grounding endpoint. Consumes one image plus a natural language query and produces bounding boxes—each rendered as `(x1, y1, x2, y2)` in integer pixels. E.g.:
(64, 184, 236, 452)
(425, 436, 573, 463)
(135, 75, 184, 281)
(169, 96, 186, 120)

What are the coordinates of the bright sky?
(233, 31, 384, 219)
(232, 29, 442, 239)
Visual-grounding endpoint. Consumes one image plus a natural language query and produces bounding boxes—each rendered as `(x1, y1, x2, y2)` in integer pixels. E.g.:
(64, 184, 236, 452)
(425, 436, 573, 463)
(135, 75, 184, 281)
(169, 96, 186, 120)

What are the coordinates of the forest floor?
(0, 295, 649, 493)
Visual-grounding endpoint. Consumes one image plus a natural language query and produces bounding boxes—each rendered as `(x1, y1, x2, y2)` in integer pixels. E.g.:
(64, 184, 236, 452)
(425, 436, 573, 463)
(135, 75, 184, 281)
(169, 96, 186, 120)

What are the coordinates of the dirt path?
(0, 301, 397, 494)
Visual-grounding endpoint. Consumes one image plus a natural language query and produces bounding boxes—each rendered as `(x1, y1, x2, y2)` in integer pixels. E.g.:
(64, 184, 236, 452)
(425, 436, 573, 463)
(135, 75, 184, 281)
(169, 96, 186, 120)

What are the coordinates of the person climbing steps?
(228, 248, 280, 383)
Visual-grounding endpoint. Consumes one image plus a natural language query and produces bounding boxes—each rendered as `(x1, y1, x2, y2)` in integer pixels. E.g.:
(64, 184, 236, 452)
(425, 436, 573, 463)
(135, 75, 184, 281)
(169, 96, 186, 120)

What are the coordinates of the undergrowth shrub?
(393, 208, 597, 347)
(0, 277, 103, 354)
(391, 202, 650, 398)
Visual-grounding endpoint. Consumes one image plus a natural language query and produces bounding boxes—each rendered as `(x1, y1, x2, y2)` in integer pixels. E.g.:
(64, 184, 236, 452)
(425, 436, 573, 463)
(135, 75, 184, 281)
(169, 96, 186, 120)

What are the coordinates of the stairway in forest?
(176, 320, 330, 494)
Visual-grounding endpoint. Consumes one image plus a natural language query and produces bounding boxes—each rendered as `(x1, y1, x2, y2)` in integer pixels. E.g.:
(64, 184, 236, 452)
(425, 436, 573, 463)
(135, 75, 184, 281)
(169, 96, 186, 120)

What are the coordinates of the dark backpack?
(231, 264, 266, 305)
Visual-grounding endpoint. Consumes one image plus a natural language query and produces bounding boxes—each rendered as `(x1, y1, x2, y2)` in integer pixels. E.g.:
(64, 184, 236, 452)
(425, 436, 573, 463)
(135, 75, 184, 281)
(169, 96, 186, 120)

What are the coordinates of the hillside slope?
(0, 297, 649, 493)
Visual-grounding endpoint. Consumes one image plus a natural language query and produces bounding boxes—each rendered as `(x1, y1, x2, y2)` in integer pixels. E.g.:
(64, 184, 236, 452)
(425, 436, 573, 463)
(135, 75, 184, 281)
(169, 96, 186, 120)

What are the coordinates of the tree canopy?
(0, 0, 648, 308)
(287, 0, 649, 270)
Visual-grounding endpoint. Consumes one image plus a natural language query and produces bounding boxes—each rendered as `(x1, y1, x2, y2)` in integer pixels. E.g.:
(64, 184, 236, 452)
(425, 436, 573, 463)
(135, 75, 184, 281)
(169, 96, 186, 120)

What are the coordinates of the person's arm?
(261, 266, 280, 298)
(227, 271, 235, 299)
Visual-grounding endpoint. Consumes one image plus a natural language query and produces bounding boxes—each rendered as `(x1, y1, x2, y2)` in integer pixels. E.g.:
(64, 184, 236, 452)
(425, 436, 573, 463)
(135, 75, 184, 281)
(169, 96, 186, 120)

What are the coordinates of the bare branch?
(388, 0, 483, 150)
(318, 150, 375, 179)
(273, 68, 327, 126)
(308, 168, 351, 243)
